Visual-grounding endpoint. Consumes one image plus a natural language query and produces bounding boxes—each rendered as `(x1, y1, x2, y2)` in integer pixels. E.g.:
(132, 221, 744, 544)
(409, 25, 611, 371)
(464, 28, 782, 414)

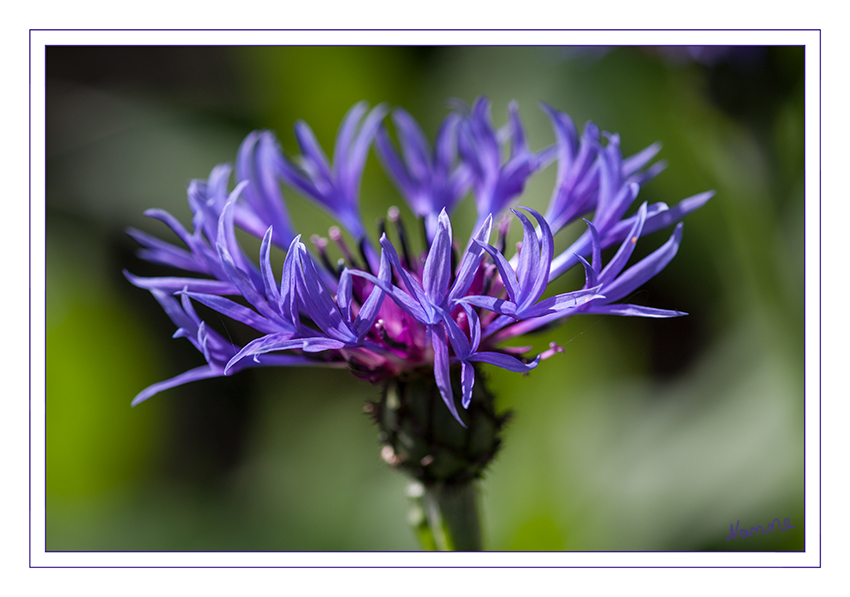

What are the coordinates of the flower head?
(127, 98, 712, 426)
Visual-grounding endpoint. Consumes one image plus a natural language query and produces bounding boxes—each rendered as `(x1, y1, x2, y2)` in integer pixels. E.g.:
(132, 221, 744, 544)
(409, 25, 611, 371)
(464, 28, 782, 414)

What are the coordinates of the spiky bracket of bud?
(365, 365, 511, 486)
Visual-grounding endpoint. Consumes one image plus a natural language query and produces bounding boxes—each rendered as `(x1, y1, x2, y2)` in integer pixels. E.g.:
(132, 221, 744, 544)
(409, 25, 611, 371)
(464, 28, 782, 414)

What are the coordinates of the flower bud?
(368, 365, 510, 485)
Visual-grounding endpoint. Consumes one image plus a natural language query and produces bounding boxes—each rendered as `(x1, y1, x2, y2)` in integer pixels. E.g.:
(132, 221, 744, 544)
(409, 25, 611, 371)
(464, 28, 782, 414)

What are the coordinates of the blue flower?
(127, 97, 712, 425)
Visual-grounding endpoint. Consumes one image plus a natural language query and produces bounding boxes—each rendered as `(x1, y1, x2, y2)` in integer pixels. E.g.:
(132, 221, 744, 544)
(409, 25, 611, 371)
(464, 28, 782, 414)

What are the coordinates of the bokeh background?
(45, 45, 804, 551)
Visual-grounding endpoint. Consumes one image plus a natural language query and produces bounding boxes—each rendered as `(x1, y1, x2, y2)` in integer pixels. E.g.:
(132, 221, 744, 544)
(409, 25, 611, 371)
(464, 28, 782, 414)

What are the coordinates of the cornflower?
(127, 96, 712, 550)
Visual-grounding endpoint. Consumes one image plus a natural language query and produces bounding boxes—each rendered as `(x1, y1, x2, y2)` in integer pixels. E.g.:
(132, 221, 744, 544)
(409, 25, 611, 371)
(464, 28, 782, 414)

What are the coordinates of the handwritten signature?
(726, 518, 796, 540)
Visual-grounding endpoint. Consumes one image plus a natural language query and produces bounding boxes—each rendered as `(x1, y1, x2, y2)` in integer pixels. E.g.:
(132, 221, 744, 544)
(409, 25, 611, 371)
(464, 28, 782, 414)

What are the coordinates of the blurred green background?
(45, 45, 804, 551)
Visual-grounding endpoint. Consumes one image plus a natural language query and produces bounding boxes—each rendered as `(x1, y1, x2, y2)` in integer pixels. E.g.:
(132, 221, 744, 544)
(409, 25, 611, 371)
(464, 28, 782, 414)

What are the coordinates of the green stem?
(410, 481, 482, 551)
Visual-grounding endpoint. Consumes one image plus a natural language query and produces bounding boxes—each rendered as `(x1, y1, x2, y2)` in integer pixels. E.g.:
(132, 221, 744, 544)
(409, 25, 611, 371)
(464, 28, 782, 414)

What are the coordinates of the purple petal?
(468, 351, 540, 373)
(294, 120, 333, 183)
(576, 254, 598, 288)
(602, 223, 684, 303)
(215, 199, 282, 323)
(298, 250, 351, 340)
(519, 287, 606, 319)
(255, 133, 297, 245)
(540, 102, 578, 170)
(512, 209, 541, 296)
(375, 126, 417, 204)
(336, 269, 354, 321)
(234, 132, 295, 247)
(279, 235, 303, 326)
(639, 191, 714, 237)
(432, 325, 465, 427)
(142, 208, 195, 248)
(225, 333, 304, 373)
(461, 361, 475, 410)
(178, 290, 281, 335)
(333, 101, 369, 167)
(475, 241, 519, 303)
(422, 209, 453, 301)
(585, 219, 602, 275)
(518, 207, 553, 306)
(548, 201, 674, 280)
(341, 103, 387, 192)
(460, 302, 482, 353)
(391, 108, 431, 181)
(352, 249, 390, 340)
(124, 271, 237, 295)
(599, 202, 647, 285)
(301, 337, 348, 352)
(507, 101, 528, 159)
(147, 288, 196, 332)
(259, 227, 281, 307)
(622, 141, 662, 177)
(347, 267, 430, 324)
(275, 154, 326, 205)
(378, 234, 430, 310)
(434, 113, 460, 173)
(583, 304, 687, 318)
(447, 214, 492, 306)
(461, 295, 518, 319)
(127, 228, 205, 273)
(440, 310, 472, 359)
(131, 365, 222, 406)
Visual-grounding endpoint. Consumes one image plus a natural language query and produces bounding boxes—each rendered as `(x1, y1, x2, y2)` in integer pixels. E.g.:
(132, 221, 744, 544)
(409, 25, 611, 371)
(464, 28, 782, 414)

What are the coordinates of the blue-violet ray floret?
(127, 96, 713, 425)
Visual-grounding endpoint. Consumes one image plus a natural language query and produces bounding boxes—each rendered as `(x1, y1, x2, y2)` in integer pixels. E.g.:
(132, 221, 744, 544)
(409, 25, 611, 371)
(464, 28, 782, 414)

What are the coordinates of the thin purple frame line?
(34, 44, 808, 562)
(35, 40, 811, 564)
(818, 28, 822, 568)
(47, 545, 806, 553)
(33, 565, 823, 569)
(29, 28, 819, 31)
(28, 28, 33, 569)
(33, 33, 817, 566)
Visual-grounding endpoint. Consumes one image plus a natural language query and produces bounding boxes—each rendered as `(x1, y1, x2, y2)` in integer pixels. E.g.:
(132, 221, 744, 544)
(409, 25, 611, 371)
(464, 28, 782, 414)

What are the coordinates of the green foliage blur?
(45, 45, 804, 551)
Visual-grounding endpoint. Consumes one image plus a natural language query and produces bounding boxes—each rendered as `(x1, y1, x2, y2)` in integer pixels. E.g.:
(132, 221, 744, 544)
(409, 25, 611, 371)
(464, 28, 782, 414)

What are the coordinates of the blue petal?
(142, 208, 195, 249)
(340, 103, 387, 194)
(259, 227, 281, 307)
(391, 108, 431, 181)
(132, 365, 222, 406)
(440, 310, 472, 359)
(301, 337, 348, 352)
(519, 287, 605, 320)
(123, 271, 237, 296)
(225, 333, 305, 373)
(461, 295, 518, 319)
(517, 207, 553, 306)
(375, 126, 417, 205)
(378, 234, 431, 313)
(294, 120, 334, 183)
(511, 208, 541, 297)
(461, 361, 475, 410)
(468, 351, 540, 373)
(576, 254, 598, 288)
(352, 249, 391, 340)
(178, 290, 281, 335)
(602, 223, 684, 303)
(474, 241, 519, 303)
(599, 202, 647, 285)
(583, 304, 687, 318)
(639, 191, 714, 237)
(333, 101, 369, 168)
(215, 202, 279, 322)
(447, 214, 492, 306)
(432, 325, 465, 427)
(622, 141, 662, 177)
(422, 209, 453, 302)
(347, 266, 430, 324)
